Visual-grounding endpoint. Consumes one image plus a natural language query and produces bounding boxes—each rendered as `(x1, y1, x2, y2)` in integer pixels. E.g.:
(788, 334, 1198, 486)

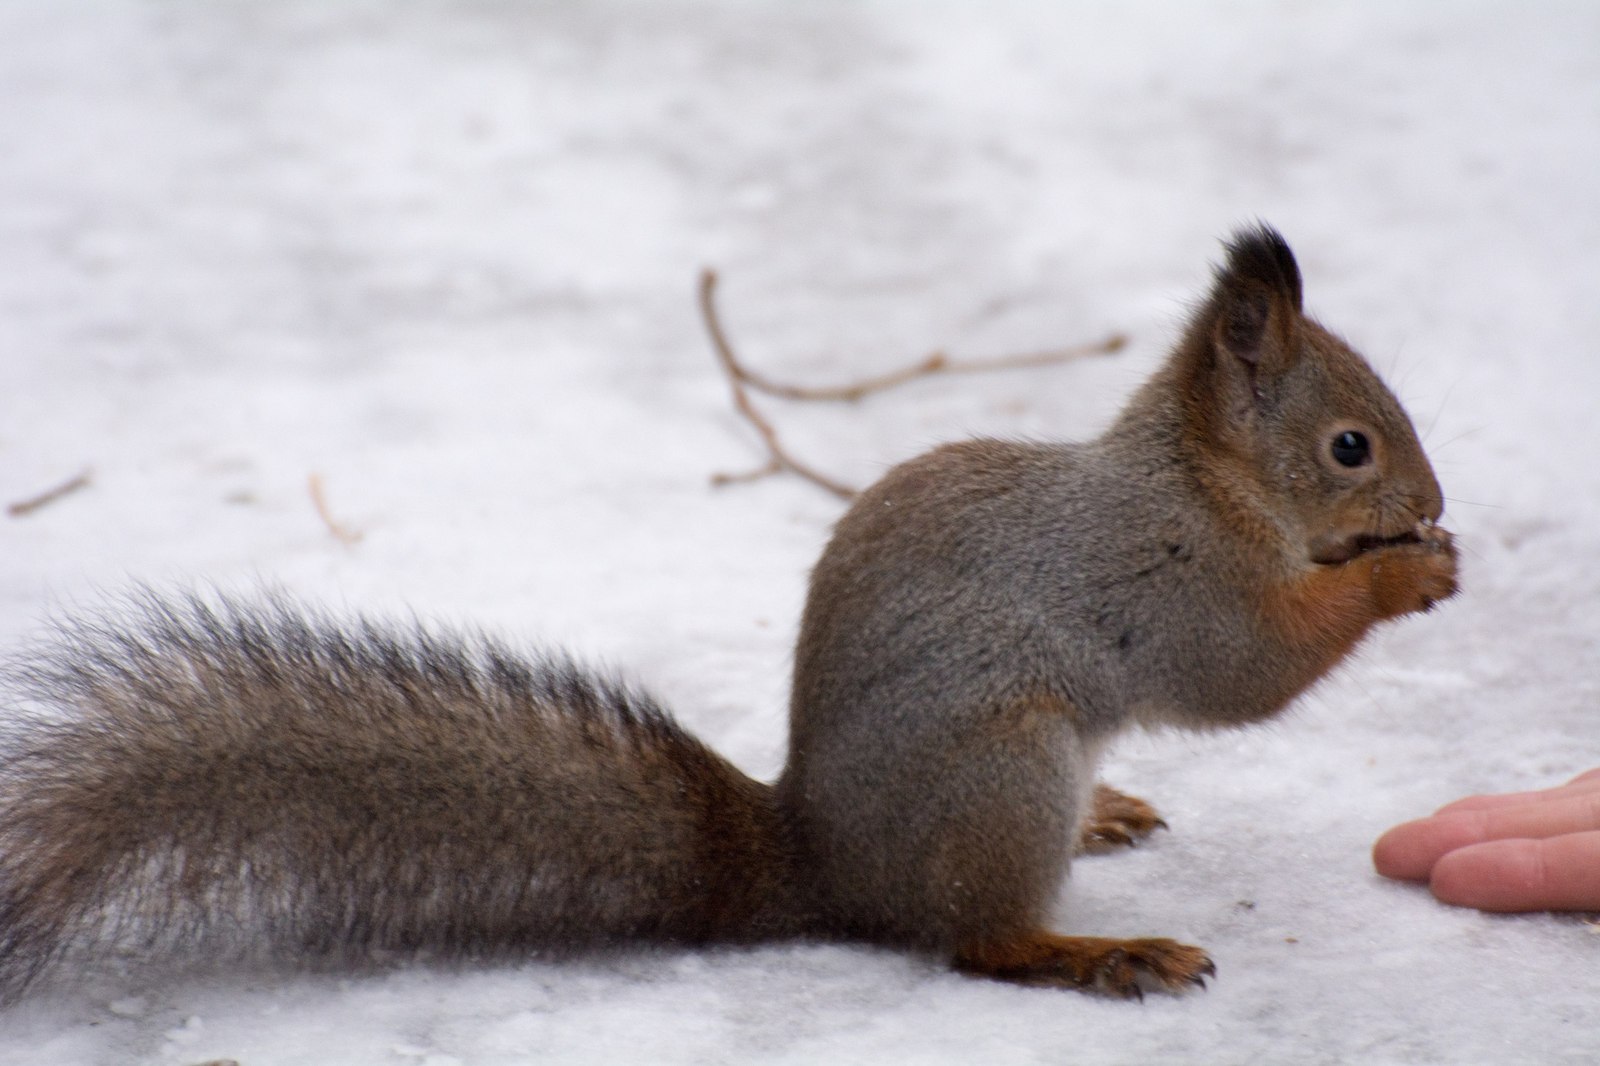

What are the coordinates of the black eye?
(1331, 430, 1370, 468)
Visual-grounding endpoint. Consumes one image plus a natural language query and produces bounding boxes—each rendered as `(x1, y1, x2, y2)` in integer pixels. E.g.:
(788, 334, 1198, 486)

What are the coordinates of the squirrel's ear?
(1207, 224, 1303, 373)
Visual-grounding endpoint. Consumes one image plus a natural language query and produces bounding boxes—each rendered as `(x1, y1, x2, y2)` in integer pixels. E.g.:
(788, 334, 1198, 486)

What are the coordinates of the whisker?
(1420, 380, 1459, 445)
(1426, 425, 1488, 454)
(1437, 495, 1500, 511)
(1393, 490, 1499, 512)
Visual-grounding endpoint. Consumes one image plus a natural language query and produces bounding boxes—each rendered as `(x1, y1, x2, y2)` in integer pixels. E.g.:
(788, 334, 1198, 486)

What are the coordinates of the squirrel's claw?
(1076, 784, 1169, 855)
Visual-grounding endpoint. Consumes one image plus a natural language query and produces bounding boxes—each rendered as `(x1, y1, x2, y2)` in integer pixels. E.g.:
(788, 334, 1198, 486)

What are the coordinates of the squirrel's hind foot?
(1076, 784, 1169, 855)
(955, 932, 1214, 998)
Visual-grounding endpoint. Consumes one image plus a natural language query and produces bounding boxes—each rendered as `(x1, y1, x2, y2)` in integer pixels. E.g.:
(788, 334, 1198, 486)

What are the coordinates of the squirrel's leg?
(920, 694, 1207, 996)
(1076, 784, 1168, 855)
(954, 932, 1214, 998)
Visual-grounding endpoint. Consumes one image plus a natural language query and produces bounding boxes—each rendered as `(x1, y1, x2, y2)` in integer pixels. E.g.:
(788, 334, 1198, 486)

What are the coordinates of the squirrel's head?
(1175, 225, 1445, 565)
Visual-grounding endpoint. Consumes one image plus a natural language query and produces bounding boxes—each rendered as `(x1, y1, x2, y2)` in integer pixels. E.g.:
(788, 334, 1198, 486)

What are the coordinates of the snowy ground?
(2, 2, 1598, 1063)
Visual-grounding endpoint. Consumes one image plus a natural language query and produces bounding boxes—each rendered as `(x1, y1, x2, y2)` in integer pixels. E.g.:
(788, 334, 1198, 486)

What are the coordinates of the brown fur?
(0, 226, 1456, 1001)
(0, 595, 815, 999)
(955, 932, 1216, 997)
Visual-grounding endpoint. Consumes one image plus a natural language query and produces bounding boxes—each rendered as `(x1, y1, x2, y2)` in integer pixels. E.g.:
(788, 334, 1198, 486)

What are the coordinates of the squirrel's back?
(0, 593, 808, 999)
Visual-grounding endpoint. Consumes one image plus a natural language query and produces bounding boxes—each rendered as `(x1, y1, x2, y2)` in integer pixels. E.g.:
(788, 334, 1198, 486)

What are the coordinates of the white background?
(2, 3, 1596, 1063)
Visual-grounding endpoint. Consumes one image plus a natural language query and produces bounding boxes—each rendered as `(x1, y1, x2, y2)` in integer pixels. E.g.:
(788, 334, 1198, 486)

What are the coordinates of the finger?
(1429, 831, 1600, 912)
(1374, 813, 1488, 881)
(1444, 793, 1600, 841)
(1435, 774, 1600, 815)
(1374, 791, 1600, 881)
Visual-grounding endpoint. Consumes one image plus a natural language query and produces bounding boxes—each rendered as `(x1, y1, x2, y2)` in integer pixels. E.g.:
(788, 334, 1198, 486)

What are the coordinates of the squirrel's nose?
(1415, 471, 1445, 523)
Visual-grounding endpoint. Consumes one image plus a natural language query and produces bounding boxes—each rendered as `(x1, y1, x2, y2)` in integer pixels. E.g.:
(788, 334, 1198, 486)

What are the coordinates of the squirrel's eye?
(1331, 430, 1370, 468)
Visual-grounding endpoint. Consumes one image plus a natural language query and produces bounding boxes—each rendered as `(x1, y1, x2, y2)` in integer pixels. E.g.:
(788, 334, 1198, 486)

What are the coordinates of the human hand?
(1372, 768, 1600, 912)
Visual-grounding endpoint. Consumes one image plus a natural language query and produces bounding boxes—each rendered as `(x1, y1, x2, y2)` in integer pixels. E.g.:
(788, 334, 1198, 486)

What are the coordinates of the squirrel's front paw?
(1369, 523, 1459, 617)
(1076, 784, 1168, 855)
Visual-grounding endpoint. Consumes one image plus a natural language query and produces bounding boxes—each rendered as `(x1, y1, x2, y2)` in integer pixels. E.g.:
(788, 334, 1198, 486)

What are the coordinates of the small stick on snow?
(701, 274, 1125, 404)
(7, 468, 92, 517)
(698, 269, 1128, 497)
(308, 473, 364, 545)
(699, 270, 859, 500)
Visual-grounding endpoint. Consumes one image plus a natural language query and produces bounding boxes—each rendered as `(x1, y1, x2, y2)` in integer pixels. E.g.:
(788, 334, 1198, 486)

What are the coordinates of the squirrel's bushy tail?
(0, 593, 804, 1000)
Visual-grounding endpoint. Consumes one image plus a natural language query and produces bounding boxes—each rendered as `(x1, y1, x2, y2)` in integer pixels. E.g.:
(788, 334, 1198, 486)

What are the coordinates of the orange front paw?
(1368, 524, 1459, 618)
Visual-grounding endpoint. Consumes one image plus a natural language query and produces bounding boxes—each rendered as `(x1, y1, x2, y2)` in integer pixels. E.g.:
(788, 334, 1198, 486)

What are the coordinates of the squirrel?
(0, 225, 1456, 1001)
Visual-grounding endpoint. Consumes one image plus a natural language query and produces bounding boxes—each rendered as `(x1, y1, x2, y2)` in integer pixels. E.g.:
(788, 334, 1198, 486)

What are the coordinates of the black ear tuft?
(1217, 288, 1273, 364)
(1218, 223, 1303, 313)
(1182, 224, 1308, 402)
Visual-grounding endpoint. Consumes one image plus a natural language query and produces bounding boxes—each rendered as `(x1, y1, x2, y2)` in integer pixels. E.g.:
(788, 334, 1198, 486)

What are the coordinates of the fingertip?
(1372, 819, 1440, 881)
(1373, 811, 1493, 882)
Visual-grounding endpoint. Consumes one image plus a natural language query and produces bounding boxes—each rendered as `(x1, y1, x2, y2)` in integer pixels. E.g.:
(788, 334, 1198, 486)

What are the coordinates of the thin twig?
(7, 468, 92, 517)
(308, 473, 364, 545)
(699, 270, 859, 500)
(702, 272, 1125, 403)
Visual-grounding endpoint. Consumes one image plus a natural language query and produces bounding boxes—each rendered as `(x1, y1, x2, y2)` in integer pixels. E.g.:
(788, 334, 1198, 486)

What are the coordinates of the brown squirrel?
(0, 226, 1456, 1001)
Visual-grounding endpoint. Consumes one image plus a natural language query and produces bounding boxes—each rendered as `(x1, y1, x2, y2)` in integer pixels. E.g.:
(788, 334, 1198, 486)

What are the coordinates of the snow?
(2, 1, 1597, 1063)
